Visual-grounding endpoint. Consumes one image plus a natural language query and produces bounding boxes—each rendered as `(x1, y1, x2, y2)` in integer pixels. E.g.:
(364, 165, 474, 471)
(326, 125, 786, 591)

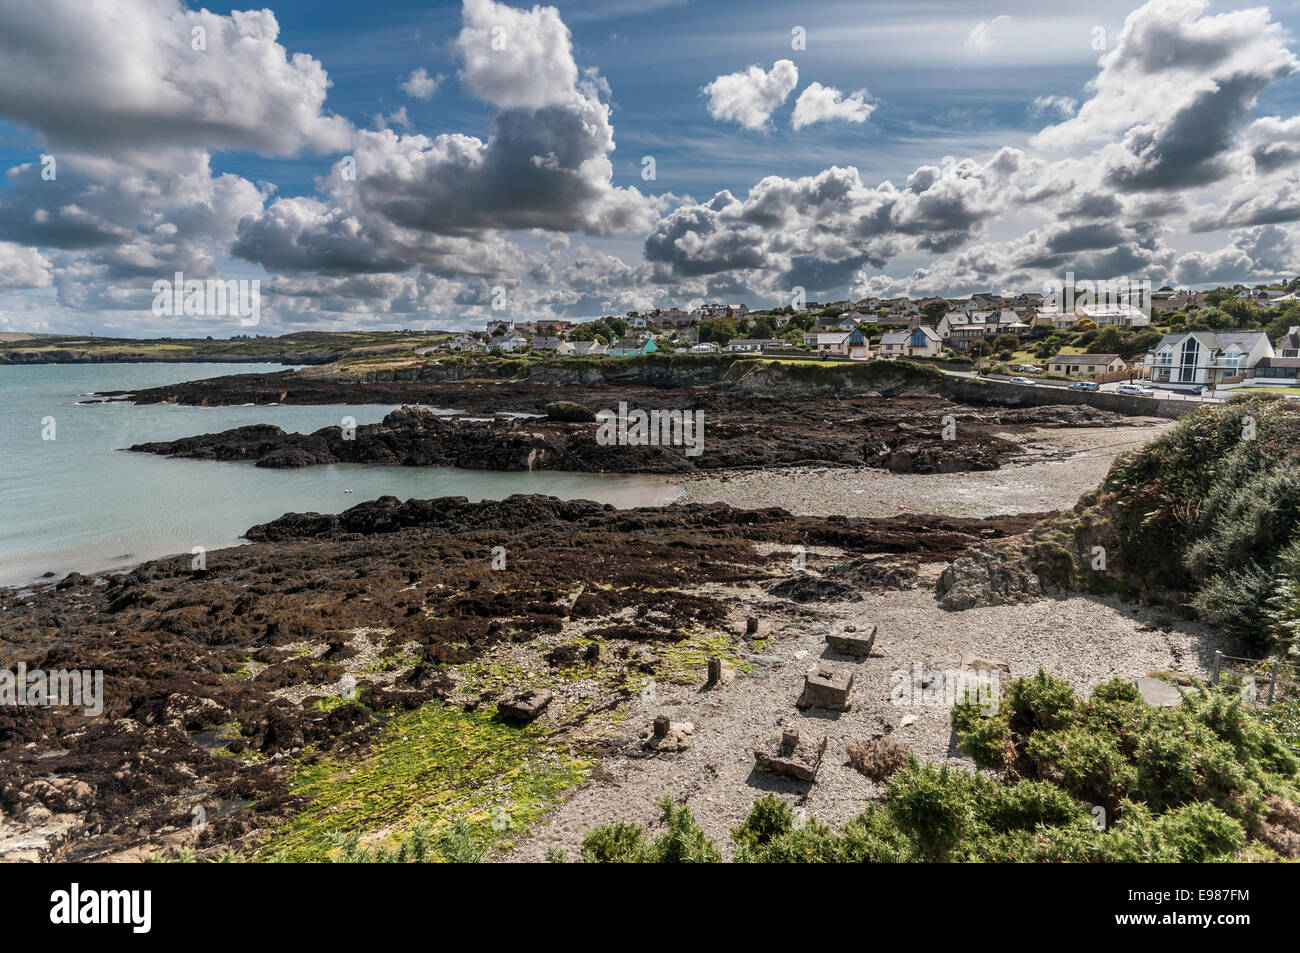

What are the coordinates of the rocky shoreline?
(0, 494, 1042, 861)
(120, 376, 1146, 476)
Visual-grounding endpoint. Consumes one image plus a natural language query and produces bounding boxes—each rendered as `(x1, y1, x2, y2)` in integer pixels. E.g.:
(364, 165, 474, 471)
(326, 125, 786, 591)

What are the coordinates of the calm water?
(0, 363, 682, 587)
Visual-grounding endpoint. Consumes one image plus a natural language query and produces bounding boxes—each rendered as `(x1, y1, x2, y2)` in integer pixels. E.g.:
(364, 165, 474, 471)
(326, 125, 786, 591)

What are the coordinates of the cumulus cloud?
(0, 0, 351, 158)
(1034, 0, 1297, 192)
(1172, 225, 1300, 283)
(400, 67, 440, 100)
(791, 83, 875, 130)
(965, 16, 1010, 53)
(456, 0, 578, 109)
(702, 60, 798, 130)
(233, 1, 654, 281)
(645, 149, 1032, 287)
(0, 241, 51, 288)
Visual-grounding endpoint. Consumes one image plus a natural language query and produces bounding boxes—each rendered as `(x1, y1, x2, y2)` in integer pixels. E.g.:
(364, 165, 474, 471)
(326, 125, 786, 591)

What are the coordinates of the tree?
(921, 300, 948, 325)
(993, 333, 1020, 353)
(1094, 327, 1123, 351)
(698, 317, 738, 345)
(751, 316, 777, 339)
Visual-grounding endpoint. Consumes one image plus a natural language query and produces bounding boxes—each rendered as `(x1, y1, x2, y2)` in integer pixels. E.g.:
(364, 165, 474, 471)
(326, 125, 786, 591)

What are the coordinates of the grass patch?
(256, 702, 590, 861)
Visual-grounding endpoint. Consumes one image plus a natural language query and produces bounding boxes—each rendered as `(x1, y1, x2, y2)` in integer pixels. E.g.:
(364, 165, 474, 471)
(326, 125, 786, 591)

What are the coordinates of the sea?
(0, 362, 682, 588)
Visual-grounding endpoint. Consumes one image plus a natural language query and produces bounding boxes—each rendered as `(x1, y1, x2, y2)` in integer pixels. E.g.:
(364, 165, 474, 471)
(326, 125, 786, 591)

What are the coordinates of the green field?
(0, 330, 452, 362)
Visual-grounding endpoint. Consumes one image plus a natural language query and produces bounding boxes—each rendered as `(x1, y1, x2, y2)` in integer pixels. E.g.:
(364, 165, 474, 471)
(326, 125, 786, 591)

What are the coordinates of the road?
(958, 370, 1222, 404)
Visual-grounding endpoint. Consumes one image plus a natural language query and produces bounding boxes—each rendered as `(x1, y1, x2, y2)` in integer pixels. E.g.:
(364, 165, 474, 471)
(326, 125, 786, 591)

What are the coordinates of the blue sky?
(3, 0, 1300, 334)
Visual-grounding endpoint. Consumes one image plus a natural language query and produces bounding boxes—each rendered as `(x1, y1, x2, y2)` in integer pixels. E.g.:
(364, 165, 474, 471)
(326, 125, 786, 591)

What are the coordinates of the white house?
(878, 326, 942, 359)
(570, 339, 607, 356)
(1075, 302, 1151, 327)
(688, 341, 719, 353)
(1144, 330, 1273, 389)
(809, 328, 870, 359)
(496, 335, 529, 352)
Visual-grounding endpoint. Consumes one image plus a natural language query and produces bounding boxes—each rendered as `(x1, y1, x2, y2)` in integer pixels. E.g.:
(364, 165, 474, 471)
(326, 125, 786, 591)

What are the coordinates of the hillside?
(940, 394, 1300, 655)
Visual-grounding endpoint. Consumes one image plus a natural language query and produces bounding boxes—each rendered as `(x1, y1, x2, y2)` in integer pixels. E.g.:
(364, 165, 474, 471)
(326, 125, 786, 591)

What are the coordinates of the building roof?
(611, 337, 645, 349)
(1050, 352, 1122, 366)
(1153, 330, 1269, 352)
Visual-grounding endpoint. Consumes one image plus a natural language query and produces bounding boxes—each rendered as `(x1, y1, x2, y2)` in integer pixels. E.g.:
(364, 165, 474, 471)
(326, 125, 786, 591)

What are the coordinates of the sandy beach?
(676, 422, 1171, 518)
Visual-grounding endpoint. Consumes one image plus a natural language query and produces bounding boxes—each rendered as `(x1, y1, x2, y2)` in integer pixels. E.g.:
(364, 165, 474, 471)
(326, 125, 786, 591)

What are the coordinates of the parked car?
(1068, 381, 1100, 392)
(1013, 364, 1042, 374)
(1115, 383, 1155, 396)
(1009, 376, 1035, 386)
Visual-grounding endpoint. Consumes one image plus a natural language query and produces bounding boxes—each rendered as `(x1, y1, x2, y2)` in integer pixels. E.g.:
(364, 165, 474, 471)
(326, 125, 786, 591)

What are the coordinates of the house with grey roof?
(878, 326, 942, 358)
(1048, 353, 1127, 377)
(1143, 330, 1273, 389)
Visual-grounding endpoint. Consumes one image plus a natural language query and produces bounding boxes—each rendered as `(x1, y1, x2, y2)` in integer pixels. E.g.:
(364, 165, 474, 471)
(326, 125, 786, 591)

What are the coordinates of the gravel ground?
(676, 423, 1171, 518)
(501, 419, 1219, 861)
(504, 569, 1230, 862)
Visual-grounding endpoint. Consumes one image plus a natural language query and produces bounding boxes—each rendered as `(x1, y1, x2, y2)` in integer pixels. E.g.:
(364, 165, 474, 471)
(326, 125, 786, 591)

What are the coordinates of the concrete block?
(799, 664, 854, 711)
(754, 731, 827, 782)
(826, 623, 878, 657)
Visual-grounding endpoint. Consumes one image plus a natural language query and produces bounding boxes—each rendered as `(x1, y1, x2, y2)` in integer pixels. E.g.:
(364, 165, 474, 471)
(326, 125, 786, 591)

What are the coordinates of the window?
(1179, 337, 1199, 383)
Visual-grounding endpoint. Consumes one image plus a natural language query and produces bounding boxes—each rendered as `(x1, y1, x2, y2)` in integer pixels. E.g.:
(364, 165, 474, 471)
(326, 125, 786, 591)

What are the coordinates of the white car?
(1115, 383, 1155, 396)
(1008, 376, 1035, 386)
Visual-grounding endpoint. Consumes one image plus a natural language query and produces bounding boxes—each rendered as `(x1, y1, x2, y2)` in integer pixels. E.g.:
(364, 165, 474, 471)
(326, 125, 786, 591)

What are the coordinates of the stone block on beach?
(754, 730, 827, 782)
(960, 654, 1010, 675)
(799, 665, 854, 711)
(826, 623, 878, 657)
(497, 689, 553, 723)
(1134, 677, 1182, 708)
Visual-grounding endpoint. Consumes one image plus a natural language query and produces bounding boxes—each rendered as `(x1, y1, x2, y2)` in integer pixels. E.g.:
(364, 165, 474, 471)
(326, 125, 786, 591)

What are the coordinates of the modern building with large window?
(1143, 331, 1273, 389)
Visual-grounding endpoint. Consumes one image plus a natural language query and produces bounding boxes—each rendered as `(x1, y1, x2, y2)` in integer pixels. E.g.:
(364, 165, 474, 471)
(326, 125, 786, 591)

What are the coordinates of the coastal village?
(424, 283, 1300, 396)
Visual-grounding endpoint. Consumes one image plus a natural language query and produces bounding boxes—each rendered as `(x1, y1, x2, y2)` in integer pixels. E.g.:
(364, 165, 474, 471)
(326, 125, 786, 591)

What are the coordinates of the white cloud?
(964, 15, 1010, 53)
(791, 83, 875, 130)
(0, 242, 51, 288)
(0, 0, 351, 159)
(456, 0, 578, 109)
(702, 59, 798, 130)
(400, 68, 440, 100)
(1028, 95, 1078, 120)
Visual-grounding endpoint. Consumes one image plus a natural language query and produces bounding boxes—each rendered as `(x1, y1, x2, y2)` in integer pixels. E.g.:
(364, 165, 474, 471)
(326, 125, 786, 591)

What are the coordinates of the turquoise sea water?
(0, 363, 681, 587)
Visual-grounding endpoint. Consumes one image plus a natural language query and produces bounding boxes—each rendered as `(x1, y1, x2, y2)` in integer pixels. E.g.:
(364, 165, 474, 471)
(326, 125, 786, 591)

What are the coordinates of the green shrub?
(580, 673, 1300, 863)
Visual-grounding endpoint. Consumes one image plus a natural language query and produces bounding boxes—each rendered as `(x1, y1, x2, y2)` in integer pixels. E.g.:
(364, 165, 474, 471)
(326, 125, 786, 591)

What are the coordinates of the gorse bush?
(1065, 396, 1300, 652)
(577, 674, 1300, 863)
(577, 797, 721, 863)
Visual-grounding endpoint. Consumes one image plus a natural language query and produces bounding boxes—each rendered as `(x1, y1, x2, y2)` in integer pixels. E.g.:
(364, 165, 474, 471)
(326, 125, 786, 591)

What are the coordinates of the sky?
(4, 0, 1300, 335)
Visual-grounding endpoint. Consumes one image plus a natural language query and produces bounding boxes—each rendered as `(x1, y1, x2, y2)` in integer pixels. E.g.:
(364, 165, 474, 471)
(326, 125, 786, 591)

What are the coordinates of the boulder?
(936, 548, 1042, 611)
(497, 689, 553, 723)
